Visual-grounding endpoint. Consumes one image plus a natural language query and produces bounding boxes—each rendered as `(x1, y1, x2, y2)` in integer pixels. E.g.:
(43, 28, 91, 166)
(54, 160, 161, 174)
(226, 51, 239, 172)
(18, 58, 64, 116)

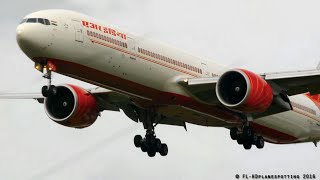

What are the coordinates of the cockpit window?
(44, 19, 50, 25)
(38, 18, 45, 25)
(20, 18, 52, 25)
(26, 18, 37, 23)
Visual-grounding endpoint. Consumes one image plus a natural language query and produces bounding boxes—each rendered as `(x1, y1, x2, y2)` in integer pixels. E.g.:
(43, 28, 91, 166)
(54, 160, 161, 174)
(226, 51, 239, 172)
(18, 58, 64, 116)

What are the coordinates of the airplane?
(3, 9, 320, 157)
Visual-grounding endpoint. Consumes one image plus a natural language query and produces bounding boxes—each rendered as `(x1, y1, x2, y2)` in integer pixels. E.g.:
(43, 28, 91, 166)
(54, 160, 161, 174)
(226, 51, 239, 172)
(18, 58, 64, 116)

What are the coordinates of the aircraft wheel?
(243, 126, 253, 140)
(41, 86, 48, 97)
(237, 138, 244, 144)
(147, 149, 156, 157)
(141, 144, 147, 152)
(48, 85, 57, 96)
(155, 138, 162, 151)
(243, 142, 252, 150)
(256, 136, 265, 149)
(134, 135, 142, 147)
(230, 128, 238, 140)
(159, 144, 168, 156)
(251, 133, 258, 144)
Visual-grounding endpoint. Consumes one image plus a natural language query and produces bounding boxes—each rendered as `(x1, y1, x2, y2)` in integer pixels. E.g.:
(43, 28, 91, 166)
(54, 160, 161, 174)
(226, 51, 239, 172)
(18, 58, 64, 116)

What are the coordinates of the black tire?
(155, 138, 162, 151)
(230, 128, 238, 140)
(134, 135, 142, 147)
(141, 144, 147, 152)
(256, 136, 265, 149)
(243, 126, 252, 140)
(48, 85, 57, 96)
(41, 86, 48, 97)
(251, 133, 258, 144)
(159, 144, 168, 156)
(237, 138, 244, 144)
(147, 149, 156, 157)
(243, 143, 252, 150)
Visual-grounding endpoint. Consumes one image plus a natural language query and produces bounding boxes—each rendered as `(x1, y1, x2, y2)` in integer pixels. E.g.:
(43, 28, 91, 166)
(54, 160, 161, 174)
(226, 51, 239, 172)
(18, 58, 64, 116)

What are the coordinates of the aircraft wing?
(262, 69, 320, 96)
(178, 64, 320, 118)
(0, 87, 185, 127)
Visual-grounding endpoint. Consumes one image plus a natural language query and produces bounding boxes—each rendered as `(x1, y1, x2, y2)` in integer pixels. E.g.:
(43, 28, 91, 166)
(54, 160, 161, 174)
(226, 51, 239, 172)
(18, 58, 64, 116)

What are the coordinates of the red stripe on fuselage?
(90, 39, 201, 77)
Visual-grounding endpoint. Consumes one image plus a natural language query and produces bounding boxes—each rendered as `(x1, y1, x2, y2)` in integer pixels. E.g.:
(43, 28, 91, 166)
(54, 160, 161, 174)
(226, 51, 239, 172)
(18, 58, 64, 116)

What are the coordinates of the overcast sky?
(1, 0, 320, 179)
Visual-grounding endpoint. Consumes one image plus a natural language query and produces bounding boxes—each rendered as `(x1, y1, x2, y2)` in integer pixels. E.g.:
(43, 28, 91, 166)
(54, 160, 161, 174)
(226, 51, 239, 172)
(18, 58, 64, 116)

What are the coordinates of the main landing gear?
(230, 125, 265, 150)
(133, 110, 168, 157)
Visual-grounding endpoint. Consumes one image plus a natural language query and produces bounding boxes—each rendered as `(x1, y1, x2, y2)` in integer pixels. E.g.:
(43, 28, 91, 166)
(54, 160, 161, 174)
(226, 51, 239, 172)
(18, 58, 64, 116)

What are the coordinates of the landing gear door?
(72, 20, 84, 43)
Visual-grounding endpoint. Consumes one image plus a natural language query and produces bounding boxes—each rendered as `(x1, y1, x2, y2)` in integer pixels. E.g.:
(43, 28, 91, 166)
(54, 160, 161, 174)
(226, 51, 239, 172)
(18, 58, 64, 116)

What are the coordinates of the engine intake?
(44, 84, 99, 128)
(216, 69, 273, 113)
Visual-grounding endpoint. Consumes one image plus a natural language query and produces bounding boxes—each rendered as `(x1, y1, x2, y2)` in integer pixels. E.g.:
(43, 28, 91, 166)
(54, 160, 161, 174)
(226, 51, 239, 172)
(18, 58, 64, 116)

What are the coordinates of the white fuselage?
(16, 10, 320, 144)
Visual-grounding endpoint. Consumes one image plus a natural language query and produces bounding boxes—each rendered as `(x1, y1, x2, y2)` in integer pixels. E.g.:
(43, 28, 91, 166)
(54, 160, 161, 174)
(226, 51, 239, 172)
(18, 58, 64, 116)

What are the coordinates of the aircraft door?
(127, 37, 136, 60)
(72, 20, 84, 43)
(201, 62, 210, 77)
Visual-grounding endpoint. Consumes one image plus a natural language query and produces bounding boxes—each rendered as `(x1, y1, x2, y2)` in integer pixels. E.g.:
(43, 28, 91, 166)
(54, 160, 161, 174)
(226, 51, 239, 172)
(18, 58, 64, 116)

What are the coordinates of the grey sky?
(1, 0, 320, 179)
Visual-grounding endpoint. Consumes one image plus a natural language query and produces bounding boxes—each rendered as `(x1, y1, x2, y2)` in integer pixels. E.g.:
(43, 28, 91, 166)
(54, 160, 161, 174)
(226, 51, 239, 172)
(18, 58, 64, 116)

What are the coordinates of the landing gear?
(133, 110, 168, 157)
(40, 64, 57, 98)
(230, 125, 265, 150)
(41, 85, 57, 97)
(134, 129, 168, 157)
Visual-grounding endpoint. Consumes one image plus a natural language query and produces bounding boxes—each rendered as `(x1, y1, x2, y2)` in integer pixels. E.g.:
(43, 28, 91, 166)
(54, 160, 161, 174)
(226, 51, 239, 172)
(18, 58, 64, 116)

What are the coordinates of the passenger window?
(44, 19, 50, 25)
(38, 18, 45, 25)
(27, 18, 37, 23)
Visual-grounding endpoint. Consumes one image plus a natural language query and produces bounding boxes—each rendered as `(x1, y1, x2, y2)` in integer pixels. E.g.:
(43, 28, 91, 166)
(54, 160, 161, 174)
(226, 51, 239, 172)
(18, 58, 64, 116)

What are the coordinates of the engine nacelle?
(44, 84, 99, 128)
(216, 69, 273, 113)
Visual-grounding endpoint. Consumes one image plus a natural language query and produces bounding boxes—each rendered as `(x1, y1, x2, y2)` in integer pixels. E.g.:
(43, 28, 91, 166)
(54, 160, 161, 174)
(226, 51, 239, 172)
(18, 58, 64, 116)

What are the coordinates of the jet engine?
(44, 84, 99, 128)
(216, 69, 273, 113)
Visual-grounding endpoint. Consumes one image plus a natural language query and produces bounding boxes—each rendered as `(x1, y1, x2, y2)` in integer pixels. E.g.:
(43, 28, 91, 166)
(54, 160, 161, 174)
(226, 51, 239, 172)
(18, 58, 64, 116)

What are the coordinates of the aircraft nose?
(16, 25, 24, 45)
(16, 24, 49, 57)
(16, 24, 35, 52)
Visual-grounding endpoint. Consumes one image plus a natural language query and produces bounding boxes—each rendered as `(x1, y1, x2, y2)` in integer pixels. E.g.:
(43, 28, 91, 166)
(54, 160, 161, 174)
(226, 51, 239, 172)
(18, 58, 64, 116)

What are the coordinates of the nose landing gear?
(38, 62, 57, 97)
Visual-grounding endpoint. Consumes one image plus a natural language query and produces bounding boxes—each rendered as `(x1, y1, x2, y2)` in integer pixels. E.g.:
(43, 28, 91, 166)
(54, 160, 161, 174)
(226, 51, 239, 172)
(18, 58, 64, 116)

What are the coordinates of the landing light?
(34, 63, 43, 72)
(183, 79, 188, 83)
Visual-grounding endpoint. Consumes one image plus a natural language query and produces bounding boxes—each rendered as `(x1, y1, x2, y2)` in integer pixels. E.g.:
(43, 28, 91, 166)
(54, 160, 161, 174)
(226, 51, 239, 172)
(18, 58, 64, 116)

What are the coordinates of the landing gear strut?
(133, 110, 168, 157)
(41, 64, 57, 97)
(230, 125, 265, 150)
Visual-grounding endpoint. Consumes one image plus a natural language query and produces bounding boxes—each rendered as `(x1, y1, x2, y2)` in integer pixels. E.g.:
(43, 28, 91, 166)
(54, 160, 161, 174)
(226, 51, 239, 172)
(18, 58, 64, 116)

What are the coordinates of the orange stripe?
(293, 108, 320, 123)
(90, 39, 201, 77)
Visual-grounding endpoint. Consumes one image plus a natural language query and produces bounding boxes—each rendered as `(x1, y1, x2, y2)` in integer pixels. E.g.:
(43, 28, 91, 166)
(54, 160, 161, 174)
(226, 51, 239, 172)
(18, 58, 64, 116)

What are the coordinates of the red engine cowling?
(44, 84, 99, 128)
(216, 69, 273, 113)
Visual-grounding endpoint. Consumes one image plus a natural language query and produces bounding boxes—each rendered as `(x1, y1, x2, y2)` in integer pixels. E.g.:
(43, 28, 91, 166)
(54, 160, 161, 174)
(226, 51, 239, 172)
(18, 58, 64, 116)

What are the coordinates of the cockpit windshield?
(20, 18, 51, 25)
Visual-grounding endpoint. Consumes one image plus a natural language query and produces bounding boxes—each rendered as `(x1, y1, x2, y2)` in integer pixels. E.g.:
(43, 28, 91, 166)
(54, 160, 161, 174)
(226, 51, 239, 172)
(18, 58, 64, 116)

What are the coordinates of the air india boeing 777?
(3, 9, 320, 157)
